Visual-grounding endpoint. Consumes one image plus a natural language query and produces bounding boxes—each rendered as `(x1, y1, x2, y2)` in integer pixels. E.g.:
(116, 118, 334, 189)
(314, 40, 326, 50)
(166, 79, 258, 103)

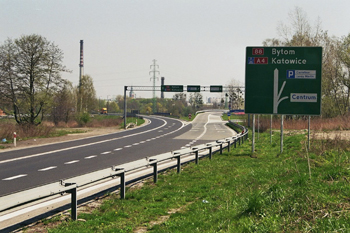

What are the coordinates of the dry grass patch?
(133, 202, 194, 233)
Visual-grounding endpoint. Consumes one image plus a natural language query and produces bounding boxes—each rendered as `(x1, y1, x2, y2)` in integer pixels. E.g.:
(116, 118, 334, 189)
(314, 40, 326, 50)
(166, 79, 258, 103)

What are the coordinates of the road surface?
(0, 112, 235, 196)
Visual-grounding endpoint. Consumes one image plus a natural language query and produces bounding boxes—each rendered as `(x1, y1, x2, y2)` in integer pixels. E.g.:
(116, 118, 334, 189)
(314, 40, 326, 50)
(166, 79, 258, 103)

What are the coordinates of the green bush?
(77, 112, 91, 126)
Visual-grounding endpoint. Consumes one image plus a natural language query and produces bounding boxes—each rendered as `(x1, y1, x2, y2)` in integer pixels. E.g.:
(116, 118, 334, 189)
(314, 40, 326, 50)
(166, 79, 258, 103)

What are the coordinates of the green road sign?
(187, 85, 201, 92)
(210, 85, 223, 92)
(245, 47, 322, 115)
(161, 85, 184, 92)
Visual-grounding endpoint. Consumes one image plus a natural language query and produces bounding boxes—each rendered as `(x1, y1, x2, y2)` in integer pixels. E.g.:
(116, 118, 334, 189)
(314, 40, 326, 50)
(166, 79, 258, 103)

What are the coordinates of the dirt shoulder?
(312, 130, 350, 140)
(0, 127, 123, 152)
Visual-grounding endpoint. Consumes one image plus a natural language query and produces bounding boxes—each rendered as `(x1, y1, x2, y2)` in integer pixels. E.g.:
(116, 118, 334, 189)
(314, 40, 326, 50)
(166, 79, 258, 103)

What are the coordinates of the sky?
(1, 0, 350, 101)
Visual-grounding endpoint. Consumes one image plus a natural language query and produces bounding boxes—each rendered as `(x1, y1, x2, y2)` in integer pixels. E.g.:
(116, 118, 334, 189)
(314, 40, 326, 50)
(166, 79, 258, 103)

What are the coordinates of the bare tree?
(173, 93, 187, 106)
(262, 7, 350, 117)
(51, 81, 76, 125)
(0, 35, 68, 125)
(227, 79, 244, 110)
(263, 7, 324, 47)
(189, 92, 203, 110)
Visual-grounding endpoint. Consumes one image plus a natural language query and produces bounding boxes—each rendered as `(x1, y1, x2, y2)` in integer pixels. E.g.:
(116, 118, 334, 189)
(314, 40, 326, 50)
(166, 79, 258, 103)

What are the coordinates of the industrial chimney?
(161, 77, 165, 99)
(79, 40, 84, 89)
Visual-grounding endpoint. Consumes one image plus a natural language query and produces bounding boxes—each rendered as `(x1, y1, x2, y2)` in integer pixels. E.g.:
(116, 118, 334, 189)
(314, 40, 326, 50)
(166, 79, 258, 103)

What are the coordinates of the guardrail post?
(220, 144, 223, 154)
(238, 137, 241, 146)
(195, 151, 199, 164)
(152, 163, 158, 183)
(227, 141, 231, 152)
(234, 138, 237, 148)
(176, 156, 181, 173)
(117, 172, 125, 199)
(66, 186, 77, 221)
(209, 147, 212, 160)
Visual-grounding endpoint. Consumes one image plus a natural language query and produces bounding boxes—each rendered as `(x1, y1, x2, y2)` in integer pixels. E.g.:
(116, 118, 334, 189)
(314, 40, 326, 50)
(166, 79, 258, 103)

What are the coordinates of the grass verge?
(29, 131, 350, 232)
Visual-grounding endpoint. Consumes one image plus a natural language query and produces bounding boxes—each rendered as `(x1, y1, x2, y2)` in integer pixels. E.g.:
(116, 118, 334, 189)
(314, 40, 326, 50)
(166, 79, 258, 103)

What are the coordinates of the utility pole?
(149, 59, 159, 113)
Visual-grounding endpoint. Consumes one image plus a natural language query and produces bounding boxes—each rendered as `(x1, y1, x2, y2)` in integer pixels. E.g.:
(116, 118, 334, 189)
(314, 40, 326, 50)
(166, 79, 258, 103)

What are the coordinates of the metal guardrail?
(0, 120, 248, 222)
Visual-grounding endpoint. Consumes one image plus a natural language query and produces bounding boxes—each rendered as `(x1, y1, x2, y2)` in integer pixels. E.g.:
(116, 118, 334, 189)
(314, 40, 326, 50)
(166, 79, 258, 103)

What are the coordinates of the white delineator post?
(14, 132, 16, 147)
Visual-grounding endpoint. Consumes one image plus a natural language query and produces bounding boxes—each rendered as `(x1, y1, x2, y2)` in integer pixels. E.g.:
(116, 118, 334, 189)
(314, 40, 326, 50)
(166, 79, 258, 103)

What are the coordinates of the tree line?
(0, 34, 206, 125)
(0, 35, 215, 125)
(263, 7, 350, 118)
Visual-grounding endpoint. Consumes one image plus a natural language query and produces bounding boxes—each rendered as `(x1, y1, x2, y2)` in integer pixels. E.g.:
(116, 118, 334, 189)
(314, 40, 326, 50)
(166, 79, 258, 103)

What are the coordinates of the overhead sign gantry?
(123, 85, 244, 129)
(160, 85, 224, 93)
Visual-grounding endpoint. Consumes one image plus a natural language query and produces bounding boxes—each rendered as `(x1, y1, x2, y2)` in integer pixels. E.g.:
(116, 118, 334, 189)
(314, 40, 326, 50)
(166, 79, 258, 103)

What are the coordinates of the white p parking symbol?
(287, 70, 295, 79)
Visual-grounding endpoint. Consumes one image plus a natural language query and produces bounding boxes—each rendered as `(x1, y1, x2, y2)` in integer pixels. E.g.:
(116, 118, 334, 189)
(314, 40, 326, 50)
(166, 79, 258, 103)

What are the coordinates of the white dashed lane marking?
(38, 166, 57, 171)
(64, 160, 79, 165)
(0, 120, 187, 182)
(2, 174, 27, 181)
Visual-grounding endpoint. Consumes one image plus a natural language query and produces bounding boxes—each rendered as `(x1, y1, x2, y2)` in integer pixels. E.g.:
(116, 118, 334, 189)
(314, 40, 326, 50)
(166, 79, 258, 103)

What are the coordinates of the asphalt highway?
(0, 112, 236, 197)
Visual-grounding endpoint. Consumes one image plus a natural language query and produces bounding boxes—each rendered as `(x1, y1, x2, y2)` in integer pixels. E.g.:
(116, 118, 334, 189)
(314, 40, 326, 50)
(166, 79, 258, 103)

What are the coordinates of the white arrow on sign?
(273, 68, 288, 114)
